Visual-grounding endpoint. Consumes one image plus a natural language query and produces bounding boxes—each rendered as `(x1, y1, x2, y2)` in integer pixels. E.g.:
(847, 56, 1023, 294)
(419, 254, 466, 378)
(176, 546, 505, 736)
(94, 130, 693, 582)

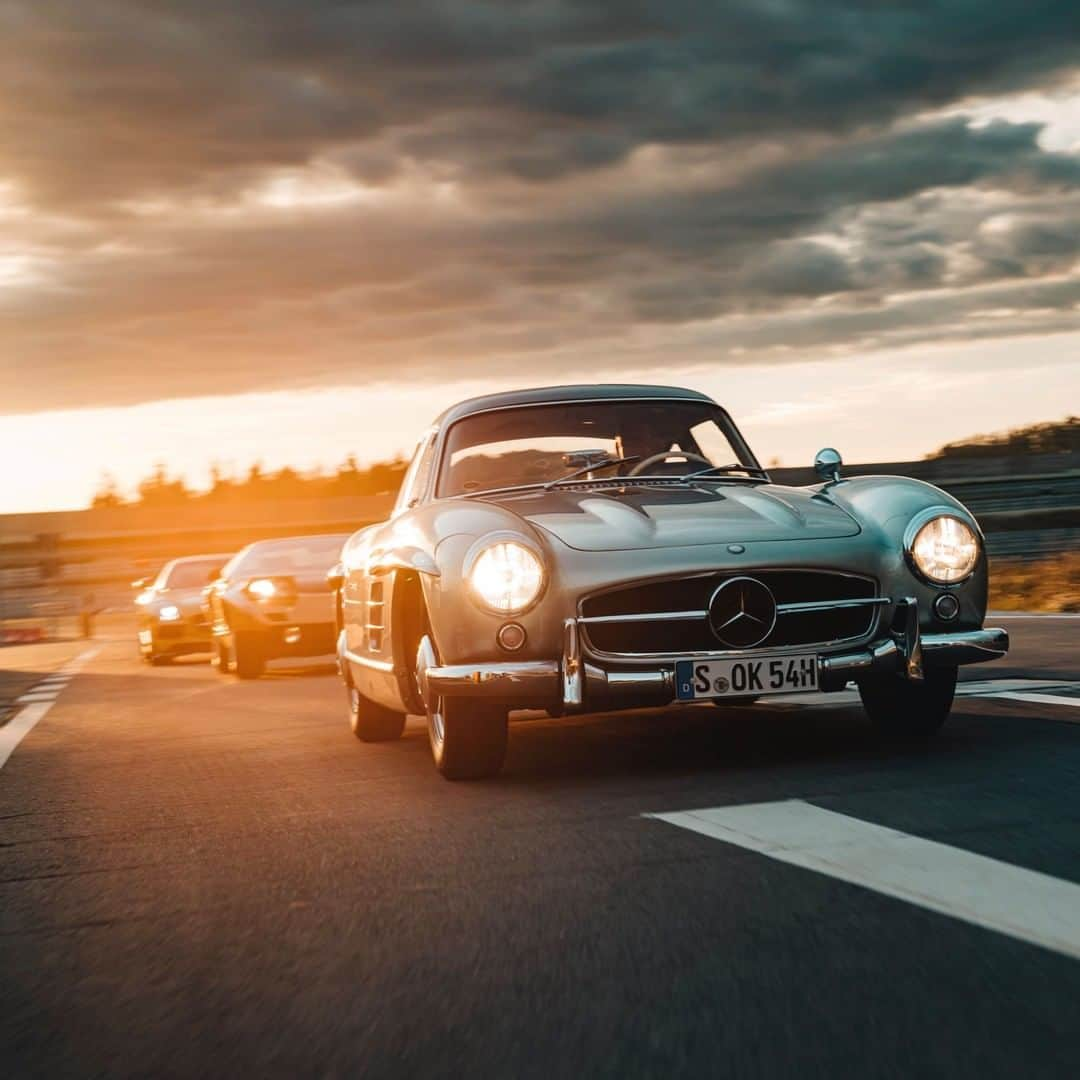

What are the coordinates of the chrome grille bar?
(775, 597, 890, 614)
(579, 596, 888, 625)
(579, 610, 708, 625)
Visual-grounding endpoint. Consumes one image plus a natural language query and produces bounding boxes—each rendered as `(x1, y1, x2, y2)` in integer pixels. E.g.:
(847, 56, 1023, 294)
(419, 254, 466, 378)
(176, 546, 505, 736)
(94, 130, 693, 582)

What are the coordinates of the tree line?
(91, 455, 408, 510)
(934, 416, 1078, 459)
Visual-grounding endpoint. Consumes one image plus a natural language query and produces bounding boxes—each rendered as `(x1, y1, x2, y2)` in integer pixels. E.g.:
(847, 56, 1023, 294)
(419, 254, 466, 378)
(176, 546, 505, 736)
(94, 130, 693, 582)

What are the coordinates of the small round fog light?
(933, 593, 960, 622)
(497, 622, 527, 651)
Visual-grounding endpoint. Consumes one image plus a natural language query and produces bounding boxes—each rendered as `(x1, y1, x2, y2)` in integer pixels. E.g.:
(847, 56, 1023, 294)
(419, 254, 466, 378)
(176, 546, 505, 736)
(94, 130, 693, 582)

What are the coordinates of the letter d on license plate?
(675, 653, 818, 700)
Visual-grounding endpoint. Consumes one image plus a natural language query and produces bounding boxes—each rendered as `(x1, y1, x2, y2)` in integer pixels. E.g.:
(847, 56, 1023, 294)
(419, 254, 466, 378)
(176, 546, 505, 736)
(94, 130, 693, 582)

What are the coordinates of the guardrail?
(1, 458, 1076, 642)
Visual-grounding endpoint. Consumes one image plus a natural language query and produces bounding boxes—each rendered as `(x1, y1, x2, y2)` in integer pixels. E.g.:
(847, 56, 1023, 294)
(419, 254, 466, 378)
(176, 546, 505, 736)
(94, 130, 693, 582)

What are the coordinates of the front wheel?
(416, 635, 507, 780)
(347, 684, 406, 742)
(214, 638, 232, 675)
(233, 632, 266, 679)
(858, 666, 958, 737)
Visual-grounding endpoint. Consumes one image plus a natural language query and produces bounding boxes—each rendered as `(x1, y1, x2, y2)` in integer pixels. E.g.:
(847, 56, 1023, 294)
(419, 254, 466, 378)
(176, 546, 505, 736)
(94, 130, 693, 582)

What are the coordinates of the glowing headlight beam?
(246, 578, 278, 601)
(910, 515, 979, 584)
(468, 540, 544, 614)
(158, 604, 181, 622)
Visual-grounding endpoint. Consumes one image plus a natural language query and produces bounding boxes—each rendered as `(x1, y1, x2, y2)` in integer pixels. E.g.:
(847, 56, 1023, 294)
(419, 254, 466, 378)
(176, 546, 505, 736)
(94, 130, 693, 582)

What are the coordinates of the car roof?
(170, 553, 232, 565)
(434, 384, 716, 427)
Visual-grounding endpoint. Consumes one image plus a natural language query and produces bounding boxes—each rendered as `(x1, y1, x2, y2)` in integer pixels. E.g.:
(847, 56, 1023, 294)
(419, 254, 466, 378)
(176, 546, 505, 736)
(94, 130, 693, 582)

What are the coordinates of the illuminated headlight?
(467, 540, 545, 614)
(246, 578, 278, 601)
(135, 590, 154, 606)
(158, 604, 181, 622)
(909, 514, 980, 584)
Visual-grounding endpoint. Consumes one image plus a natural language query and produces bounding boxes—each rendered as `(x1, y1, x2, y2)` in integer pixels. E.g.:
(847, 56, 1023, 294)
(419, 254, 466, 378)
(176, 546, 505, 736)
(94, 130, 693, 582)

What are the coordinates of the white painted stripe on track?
(649, 800, 1080, 962)
(0, 647, 100, 772)
(15, 693, 58, 704)
(992, 691, 1080, 709)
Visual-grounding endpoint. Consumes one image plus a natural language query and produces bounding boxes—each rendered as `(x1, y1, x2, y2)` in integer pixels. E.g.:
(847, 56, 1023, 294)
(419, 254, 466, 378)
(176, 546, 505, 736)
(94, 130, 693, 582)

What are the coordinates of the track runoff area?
(2, 613, 1079, 1077)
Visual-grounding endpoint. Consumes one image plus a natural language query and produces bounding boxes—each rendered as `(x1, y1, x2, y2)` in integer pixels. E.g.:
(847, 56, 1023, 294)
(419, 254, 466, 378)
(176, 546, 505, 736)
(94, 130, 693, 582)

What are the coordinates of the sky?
(2, 1, 1078, 512)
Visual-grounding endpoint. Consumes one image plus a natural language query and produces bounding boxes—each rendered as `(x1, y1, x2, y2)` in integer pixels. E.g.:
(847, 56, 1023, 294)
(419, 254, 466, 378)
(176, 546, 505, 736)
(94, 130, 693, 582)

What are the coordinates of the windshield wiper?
(684, 462, 769, 482)
(544, 455, 642, 489)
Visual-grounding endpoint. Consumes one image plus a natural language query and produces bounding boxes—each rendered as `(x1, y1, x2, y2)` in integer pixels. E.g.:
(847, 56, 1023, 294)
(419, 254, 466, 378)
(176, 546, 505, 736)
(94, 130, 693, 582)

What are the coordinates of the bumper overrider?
(423, 598, 1009, 712)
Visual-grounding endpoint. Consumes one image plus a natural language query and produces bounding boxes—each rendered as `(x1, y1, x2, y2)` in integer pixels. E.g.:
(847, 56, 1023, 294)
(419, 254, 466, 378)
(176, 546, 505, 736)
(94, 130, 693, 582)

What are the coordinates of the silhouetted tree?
(91, 472, 124, 509)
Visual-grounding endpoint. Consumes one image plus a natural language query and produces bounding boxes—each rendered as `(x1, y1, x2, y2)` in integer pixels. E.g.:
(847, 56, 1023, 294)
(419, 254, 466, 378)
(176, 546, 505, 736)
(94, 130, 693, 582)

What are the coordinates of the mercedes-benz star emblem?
(708, 576, 777, 649)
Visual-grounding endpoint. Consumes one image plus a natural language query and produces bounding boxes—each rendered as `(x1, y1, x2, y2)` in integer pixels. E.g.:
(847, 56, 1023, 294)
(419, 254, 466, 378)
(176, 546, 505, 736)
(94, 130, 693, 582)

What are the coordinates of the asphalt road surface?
(2, 615, 1079, 1078)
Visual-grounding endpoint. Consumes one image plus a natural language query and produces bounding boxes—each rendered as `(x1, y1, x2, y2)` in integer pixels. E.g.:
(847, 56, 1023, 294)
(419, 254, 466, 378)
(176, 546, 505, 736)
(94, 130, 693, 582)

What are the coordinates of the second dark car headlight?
(467, 539, 545, 614)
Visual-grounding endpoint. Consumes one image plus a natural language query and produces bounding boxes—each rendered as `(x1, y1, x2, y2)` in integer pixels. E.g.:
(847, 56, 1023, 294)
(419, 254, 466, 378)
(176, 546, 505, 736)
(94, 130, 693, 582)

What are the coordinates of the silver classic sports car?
(334, 385, 1008, 780)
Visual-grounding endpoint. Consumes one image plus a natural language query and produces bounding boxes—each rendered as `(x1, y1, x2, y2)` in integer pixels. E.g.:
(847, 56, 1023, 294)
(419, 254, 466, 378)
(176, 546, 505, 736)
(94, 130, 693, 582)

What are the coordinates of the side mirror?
(131, 578, 146, 590)
(326, 562, 345, 591)
(814, 447, 842, 484)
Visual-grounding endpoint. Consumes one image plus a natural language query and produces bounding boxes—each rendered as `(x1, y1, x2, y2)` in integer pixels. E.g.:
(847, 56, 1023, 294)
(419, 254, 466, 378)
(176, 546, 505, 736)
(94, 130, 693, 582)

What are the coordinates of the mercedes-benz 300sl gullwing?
(333, 385, 1008, 780)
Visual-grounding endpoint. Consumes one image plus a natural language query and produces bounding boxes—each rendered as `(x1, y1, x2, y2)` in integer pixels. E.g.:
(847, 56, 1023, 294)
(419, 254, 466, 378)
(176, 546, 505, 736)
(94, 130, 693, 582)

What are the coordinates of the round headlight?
(468, 540, 544, 614)
(246, 578, 278, 600)
(909, 514, 979, 584)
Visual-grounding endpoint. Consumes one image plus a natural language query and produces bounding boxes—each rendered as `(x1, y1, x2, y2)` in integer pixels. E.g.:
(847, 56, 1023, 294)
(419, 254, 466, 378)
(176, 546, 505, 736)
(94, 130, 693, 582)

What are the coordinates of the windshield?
(437, 400, 756, 497)
(225, 535, 348, 577)
(160, 558, 226, 589)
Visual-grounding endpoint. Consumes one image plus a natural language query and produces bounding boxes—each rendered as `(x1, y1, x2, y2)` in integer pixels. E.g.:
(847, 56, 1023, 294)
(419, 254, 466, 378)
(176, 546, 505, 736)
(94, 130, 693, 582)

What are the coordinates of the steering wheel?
(628, 450, 712, 476)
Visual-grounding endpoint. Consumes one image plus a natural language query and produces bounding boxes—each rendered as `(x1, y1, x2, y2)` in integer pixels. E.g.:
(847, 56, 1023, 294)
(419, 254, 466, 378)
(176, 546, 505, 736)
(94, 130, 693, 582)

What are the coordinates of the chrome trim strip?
(579, 609, 708, 625)
(562, 617, 582, 707)
(922, 627, 1008, 665)
(776, 597, 891, 614)
(342, 647, 395, 674)
(427, 660, 561, 700)
(896, 596, 924, 680)
(367, 546, 440, 577)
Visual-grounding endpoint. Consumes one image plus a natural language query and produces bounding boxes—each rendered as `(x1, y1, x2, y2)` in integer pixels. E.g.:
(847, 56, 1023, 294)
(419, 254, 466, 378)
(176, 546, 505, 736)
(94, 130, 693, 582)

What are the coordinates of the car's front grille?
(579, 570, 881, 657)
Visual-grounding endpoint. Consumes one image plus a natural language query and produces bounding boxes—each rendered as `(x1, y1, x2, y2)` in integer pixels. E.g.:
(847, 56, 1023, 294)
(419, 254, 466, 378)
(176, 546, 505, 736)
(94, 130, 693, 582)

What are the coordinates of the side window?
(394, 430, 437, 514)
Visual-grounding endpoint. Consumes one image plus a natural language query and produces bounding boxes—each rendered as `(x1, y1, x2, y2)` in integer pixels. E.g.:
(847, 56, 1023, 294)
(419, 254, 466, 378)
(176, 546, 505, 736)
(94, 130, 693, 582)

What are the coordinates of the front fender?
(822, 475, 988, 629)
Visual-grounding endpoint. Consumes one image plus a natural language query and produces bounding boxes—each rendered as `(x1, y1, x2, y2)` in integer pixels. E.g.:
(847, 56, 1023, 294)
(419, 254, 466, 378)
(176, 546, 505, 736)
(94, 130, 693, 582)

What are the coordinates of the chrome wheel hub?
(415, 635, 445, 748)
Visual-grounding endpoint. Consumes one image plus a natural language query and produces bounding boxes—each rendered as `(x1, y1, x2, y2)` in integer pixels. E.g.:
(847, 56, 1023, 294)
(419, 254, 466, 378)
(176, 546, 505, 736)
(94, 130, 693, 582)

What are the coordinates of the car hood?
(484, 483, 861, 552)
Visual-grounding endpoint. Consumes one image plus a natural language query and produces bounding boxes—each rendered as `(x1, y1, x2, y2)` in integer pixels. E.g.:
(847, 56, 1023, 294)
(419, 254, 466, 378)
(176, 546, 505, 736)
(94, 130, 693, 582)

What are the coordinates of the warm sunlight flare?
(2, 7, 1079, 1078)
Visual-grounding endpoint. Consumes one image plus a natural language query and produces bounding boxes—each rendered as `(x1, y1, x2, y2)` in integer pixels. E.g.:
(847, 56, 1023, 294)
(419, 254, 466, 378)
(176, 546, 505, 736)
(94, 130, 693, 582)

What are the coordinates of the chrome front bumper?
(425, 607, 1009, 712)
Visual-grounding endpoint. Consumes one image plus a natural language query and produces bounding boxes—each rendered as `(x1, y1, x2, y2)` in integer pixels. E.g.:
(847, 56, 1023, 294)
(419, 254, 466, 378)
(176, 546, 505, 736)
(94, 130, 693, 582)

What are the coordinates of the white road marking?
(649, 800, 1080, 961)
(756, 678, 1080, 710)
(15, 692, 59, 704)
(0, 648, 100, 772)
(993, 691, 1080, 709)
(956, 678, 1074, 695)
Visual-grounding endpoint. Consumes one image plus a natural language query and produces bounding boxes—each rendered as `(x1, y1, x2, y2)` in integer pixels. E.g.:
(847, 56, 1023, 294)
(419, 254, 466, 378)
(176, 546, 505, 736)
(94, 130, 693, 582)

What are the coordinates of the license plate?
(675, 653, 818, 700)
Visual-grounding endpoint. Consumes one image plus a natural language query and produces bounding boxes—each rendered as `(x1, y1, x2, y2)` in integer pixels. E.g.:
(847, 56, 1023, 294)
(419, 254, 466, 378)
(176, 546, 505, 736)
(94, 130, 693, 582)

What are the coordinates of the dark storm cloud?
(1, 1, 1078, 413)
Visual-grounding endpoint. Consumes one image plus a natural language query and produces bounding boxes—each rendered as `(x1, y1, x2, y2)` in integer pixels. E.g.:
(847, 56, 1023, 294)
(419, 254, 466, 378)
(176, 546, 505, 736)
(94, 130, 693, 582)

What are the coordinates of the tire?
(428, 697, 508, 780)
(347, 683, 406, 742)
(214, 639, 232, 675)
(415, 633, 507, 780)
(858, 666, 958, 737)
(233, 632, 266, 680)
